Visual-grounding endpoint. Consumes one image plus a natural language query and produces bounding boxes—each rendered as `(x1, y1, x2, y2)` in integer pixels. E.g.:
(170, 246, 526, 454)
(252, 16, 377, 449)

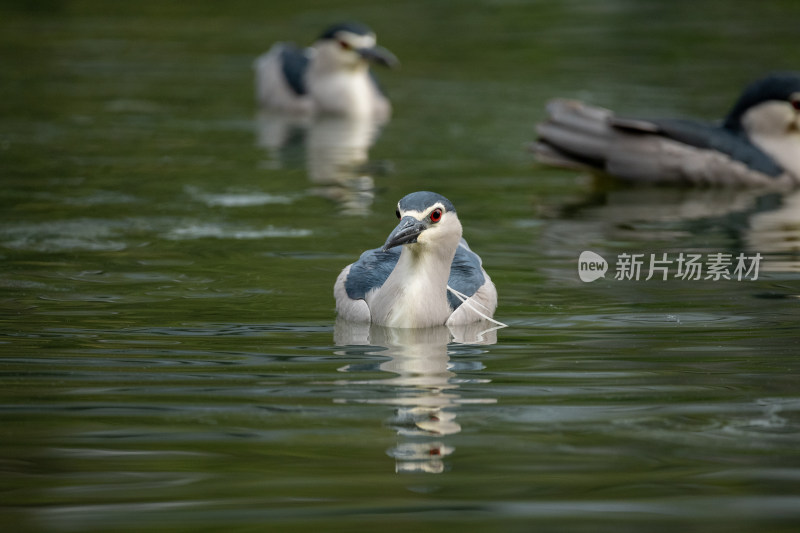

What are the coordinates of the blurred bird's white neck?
(743, 102, 800, 179)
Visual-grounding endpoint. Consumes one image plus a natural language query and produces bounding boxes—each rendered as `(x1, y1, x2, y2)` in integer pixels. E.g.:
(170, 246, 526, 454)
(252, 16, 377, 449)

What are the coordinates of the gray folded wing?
(344, 247, 400, 301)
(279, 44, 310, 96)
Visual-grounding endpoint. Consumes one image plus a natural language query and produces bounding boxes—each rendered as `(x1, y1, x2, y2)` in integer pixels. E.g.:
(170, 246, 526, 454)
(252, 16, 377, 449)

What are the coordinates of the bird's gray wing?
(447, 240, 487, 310)
(612, 117, 784, 178)
(279, 43, 310, 96)
(344, 247, 400, 300)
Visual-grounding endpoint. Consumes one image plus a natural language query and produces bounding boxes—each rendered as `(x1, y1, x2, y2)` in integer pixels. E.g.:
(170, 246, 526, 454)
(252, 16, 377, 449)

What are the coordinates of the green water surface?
(2, 1, 800, 532)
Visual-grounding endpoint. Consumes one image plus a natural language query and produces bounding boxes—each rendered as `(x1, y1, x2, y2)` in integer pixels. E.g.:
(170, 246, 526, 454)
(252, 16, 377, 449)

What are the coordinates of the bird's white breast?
(750, 131, 800, 180)
(366, 249, 453, 328)
(309, 71, 374, 117)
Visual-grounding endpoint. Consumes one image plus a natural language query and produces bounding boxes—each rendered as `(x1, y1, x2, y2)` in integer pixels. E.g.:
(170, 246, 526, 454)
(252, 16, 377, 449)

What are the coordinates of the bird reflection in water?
(540, 185, 800, 274)
(334, 320, 499, 473)
(745, 190, 800, 272)
(256, 112, 388, 215)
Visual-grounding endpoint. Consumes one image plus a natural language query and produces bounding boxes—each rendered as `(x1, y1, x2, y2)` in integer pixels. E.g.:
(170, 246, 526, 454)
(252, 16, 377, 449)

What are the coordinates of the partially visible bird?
(334, 191, 498, 328)
(532, 72, 800, 187)
(255, 22, 398, 120)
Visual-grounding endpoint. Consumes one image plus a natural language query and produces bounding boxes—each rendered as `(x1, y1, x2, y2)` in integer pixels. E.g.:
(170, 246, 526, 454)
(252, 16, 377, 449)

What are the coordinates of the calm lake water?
(2, 1, 800, 532)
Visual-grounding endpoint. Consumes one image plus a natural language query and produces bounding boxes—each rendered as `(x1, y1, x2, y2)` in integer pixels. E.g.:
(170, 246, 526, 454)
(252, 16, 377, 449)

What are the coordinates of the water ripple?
(163, 223, 311, 240)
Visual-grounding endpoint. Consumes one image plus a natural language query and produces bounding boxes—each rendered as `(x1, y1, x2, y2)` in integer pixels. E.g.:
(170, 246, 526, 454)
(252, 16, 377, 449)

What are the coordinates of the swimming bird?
(533, 72, 800, 187)
(334, 191, 498, 328)
(254, 22, 398, 120)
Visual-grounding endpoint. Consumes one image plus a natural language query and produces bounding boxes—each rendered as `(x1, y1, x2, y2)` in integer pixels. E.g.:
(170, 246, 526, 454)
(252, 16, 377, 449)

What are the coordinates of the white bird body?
(307, 69, 384, 118)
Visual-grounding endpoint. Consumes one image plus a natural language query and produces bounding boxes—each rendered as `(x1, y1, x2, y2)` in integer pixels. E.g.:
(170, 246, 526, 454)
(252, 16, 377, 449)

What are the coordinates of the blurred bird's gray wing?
(344, 247, 400, 300)
(447, 240, 487, 310)
(612, 117, 784, 178)
(279, 44, 311, 96)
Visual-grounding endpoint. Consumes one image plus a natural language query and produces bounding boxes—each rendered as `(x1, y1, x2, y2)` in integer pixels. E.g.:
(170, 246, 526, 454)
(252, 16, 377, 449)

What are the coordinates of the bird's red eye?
(792, 98, 800, 111)
(430, 208, 442, 223)
(338, 40, 351, 50)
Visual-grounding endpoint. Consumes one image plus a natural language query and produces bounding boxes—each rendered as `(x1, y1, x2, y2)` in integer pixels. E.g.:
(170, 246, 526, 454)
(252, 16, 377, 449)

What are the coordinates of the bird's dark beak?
(382, 216, 425, 251)
(357, 45, 399, 68)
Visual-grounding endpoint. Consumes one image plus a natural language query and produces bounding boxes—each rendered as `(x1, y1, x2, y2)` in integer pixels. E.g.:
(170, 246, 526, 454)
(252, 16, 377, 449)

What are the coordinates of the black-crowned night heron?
(532, 72, 800, 187)
(254, 22, 398, 120)
(334, 191, 499, 328)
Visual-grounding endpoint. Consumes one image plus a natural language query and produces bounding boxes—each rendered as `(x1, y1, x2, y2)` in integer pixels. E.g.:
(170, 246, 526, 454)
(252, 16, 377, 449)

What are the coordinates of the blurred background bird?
(532, 72, 800, 187)
(255, 22, 398, 120)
